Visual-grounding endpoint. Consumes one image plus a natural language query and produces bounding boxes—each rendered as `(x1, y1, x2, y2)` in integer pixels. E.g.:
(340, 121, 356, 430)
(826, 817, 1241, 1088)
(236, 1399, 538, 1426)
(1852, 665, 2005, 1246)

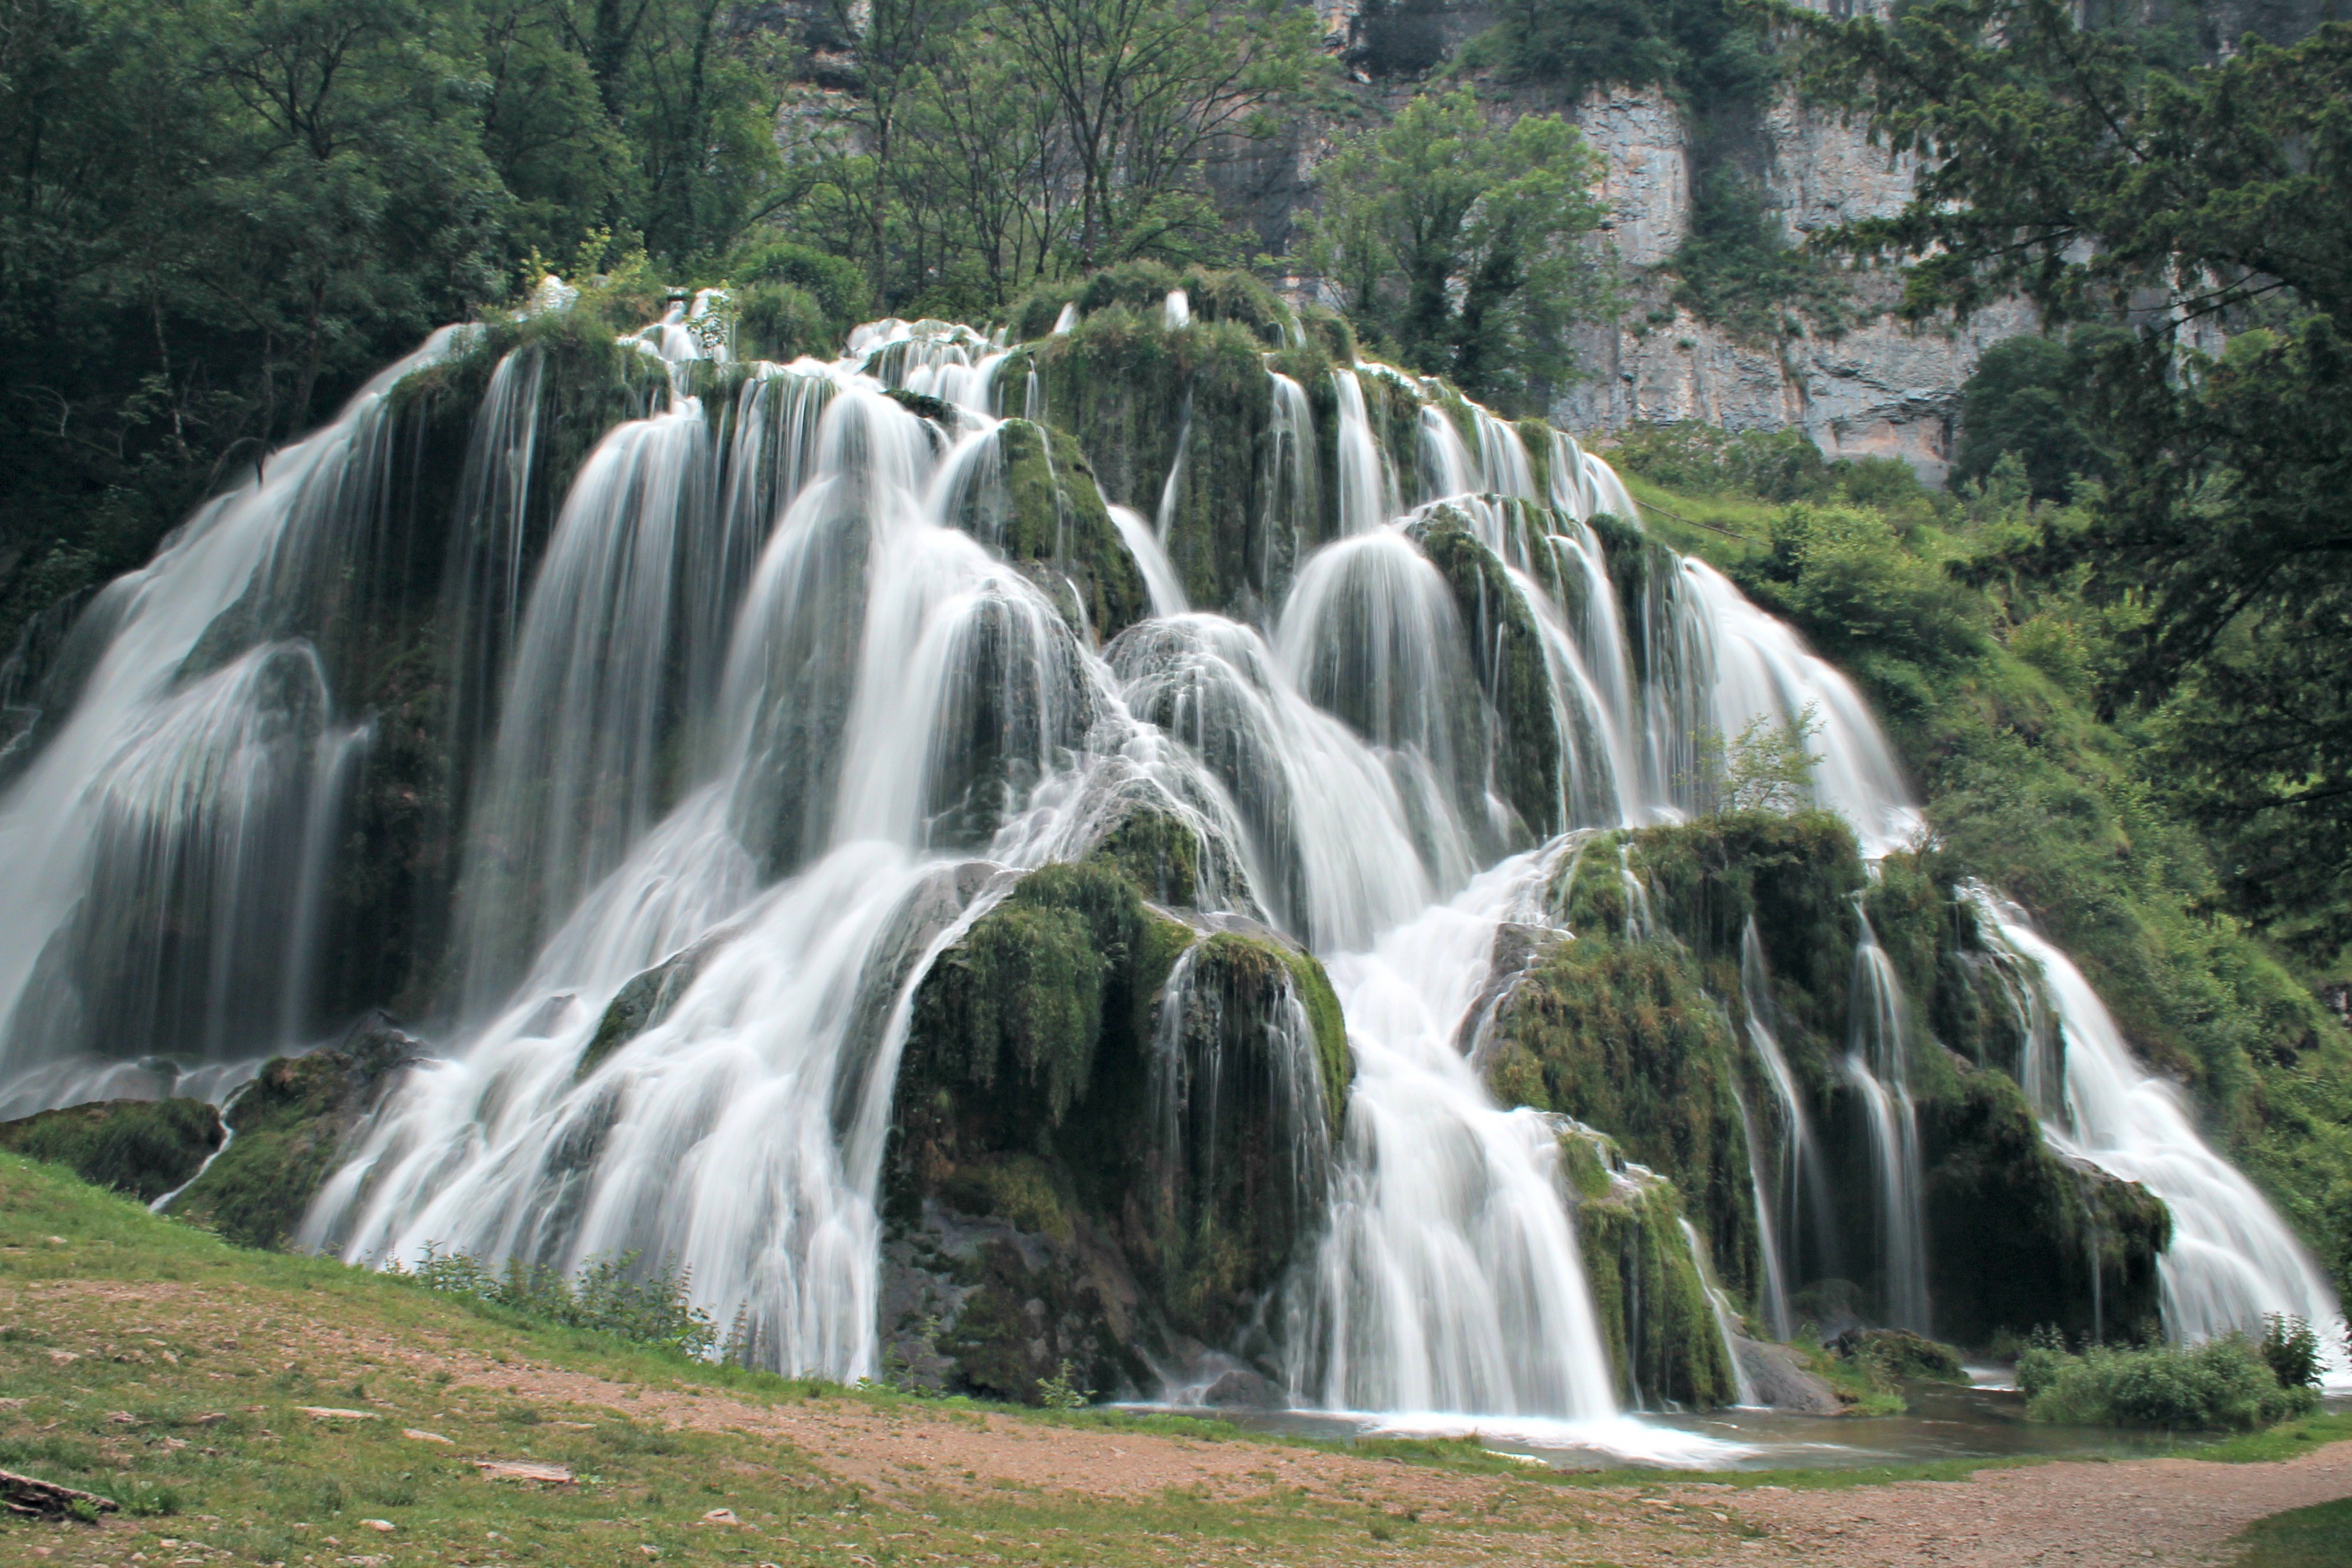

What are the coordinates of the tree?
(1790, 1, 2352, 952)
(1950, 333, 2112, 503)
(1301, 89, 1611, 413)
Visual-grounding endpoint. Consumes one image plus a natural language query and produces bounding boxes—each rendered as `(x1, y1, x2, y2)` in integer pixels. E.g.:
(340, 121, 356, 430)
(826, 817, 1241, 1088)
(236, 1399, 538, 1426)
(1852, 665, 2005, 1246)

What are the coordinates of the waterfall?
(5, 284, 2336, 1433)
(0, 328, 462, 1090)
(1330, 369, 1397, 536)
(452, 399, 720, 1009)
(1263, 371, 1318, 595)
(1740, 918, 1835, 1332)
(1107, 505, 1190, 619)
(1965, 886, 2350, 1384)
(1679, 1216, 1761, 1407)
(1846, 905, 1930, 1332)
(1286, 849, 1618, 1418)
(1163, 289, 1192, 330)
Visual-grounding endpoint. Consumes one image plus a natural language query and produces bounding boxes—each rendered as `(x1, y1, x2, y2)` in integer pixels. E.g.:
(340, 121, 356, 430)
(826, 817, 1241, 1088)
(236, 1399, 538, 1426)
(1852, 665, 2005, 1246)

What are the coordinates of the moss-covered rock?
(1922, 1068, 2170, 1345)
(1564, 1126, 1741, 1409)
(1033, 308, 1292, 619)
(1407, 508, 1563, 839)
(1529, 812, 2161, 1350)
(578, 929, 732, 1080)
(1143, 929, 1345, 1345)
(887, 842, 1350, 1398)
(956, 420, 1148, 643)
(0, 1097, 223, 1204)
(169, 1014, 419, 1249)
(1487, 930, 1763, 1313)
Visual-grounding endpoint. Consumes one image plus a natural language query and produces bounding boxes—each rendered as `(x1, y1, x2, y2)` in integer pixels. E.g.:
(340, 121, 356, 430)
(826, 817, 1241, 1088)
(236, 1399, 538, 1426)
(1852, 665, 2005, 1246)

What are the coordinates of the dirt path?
(21, 1279, 2352, 1566)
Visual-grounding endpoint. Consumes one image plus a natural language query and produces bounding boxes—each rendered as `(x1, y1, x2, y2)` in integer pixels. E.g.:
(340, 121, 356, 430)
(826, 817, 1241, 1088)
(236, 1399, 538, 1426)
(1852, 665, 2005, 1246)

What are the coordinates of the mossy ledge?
(167, 1014, 421, 1250)
(0, 1097, 223, 1204)
(1500, 812, 2171, 1354)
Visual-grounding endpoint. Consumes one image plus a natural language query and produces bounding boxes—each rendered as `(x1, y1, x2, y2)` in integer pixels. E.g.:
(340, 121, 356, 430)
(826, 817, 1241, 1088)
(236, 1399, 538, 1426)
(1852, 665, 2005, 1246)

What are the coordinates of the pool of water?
(1146, 1382, 2351, 1473)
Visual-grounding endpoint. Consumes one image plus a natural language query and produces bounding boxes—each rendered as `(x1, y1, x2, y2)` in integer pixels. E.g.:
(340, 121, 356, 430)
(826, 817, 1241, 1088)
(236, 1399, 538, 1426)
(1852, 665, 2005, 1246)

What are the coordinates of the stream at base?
(1145, 1383, 2352, 1472)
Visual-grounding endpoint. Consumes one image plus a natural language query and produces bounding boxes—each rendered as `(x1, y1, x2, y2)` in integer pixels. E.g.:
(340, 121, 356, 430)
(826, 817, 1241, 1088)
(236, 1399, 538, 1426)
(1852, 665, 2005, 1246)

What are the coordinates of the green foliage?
(1678, 706, 1822, 818)
(785, 0, 1323, 318)
(0, 0, 793, 656)
(1301, 88, 1611, 413)
(391, 1245, 719, 1357)
(1608, 422, 1939, 522)
(2257, 1314, 2325, 1391)
(1033, 1356, 1096, 1409)
(1744, 503, 1987, 696)
(0, 1098, 223, 1204)
(1951, 335, 2113, 502)
(1791, 3, 2352, 958)
(2017, 1333, 2321, 1430)
(1666, 168, 1852, 345)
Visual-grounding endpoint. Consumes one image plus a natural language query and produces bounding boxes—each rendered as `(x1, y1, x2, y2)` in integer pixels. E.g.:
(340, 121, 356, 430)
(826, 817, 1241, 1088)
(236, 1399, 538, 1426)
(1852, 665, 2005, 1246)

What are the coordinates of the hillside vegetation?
(1608, 424, 2352, 1294)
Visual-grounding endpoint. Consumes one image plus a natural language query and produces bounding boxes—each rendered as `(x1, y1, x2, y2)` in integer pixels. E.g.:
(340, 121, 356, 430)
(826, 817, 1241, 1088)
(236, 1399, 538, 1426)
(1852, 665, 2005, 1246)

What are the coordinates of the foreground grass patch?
(2229, 1496, 2352, 1568)
(0, 1153, 1622, 1566)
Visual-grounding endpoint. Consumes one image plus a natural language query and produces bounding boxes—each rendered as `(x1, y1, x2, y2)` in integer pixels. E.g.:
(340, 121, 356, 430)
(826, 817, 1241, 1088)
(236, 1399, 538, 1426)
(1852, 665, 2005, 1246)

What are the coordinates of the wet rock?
(1736, 1337, 1842, 1414)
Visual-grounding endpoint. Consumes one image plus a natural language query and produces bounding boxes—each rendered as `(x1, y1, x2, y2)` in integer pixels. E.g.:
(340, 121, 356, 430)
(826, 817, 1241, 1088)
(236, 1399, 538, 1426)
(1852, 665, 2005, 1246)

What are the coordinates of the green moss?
(1489, 931, 1761, 1313)
(1569, 1141, 1740, 1409)
(1090, 808, 1208, 907)
(1277, 946, 1352, 1138)
(1833, 1326, 1967, 1384)
(1032, 308, 1287, 617)
(940, 1153, 1073, 1245)
(1407, 508, 1563, 838)
(1922, 1068, 2170, 1346)
(0, 1098, 222, 1204)
(172, 1019, 414, 1250)
(974, 419, 1148, 642)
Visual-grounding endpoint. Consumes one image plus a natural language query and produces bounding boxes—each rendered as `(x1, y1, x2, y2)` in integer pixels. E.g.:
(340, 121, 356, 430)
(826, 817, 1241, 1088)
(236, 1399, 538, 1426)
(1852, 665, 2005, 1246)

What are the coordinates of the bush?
(2020, 1332, 2320, 1430)
(2258, 1314, 2325, 1391)
(395, 1248, 719, 1357)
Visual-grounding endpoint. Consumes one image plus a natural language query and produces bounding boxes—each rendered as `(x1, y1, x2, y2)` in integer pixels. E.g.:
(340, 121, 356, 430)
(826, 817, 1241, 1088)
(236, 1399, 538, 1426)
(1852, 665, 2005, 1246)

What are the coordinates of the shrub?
(395, 1248, 719, 1357)
(2021, 1332, 2320, 1430)
(2258, 1314, 2325, 1391)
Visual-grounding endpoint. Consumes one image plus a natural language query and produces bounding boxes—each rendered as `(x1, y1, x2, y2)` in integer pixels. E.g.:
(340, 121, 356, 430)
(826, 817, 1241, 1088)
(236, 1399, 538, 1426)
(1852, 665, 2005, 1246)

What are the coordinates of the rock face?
(1555, 87, 2042, 480)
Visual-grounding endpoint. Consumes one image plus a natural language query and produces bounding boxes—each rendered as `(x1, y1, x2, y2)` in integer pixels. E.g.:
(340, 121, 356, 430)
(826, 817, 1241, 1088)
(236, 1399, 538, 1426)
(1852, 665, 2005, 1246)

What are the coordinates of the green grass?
(2229, 1496, 2352, 1568)
(0, 1151, 1640, 1566)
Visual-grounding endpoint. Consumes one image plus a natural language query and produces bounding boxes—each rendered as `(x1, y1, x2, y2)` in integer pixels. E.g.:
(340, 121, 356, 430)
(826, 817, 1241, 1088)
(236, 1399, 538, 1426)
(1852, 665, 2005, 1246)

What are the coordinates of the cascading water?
(1285, 847, 1617, 1419)
(1, 278, 2340, 1446)
(1965, 886, 2350, 1383)
(1844, 905, 1930, 1331)
(1679, 1216, 1760, 1407)
(1740, 919, 1835, 1337)
(0, 329, 462, 1107)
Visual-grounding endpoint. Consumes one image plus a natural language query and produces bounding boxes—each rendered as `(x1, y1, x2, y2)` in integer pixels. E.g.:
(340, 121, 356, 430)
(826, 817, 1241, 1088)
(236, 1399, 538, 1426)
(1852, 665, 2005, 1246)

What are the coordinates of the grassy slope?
(6, 1151, 2351, 1562)
(2229, 1496, 2352, 1568)
(0, 1153, 1684, 1566)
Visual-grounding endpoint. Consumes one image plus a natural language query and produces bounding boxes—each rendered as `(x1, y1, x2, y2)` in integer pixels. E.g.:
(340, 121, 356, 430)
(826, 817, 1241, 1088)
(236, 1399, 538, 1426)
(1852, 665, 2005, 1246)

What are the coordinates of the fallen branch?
(1, 1468, 121, 1520)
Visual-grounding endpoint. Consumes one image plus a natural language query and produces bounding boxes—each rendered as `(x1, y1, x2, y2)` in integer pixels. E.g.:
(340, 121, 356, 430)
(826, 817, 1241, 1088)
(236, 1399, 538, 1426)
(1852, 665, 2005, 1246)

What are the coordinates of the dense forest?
(3, 0, 2350, 1299)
